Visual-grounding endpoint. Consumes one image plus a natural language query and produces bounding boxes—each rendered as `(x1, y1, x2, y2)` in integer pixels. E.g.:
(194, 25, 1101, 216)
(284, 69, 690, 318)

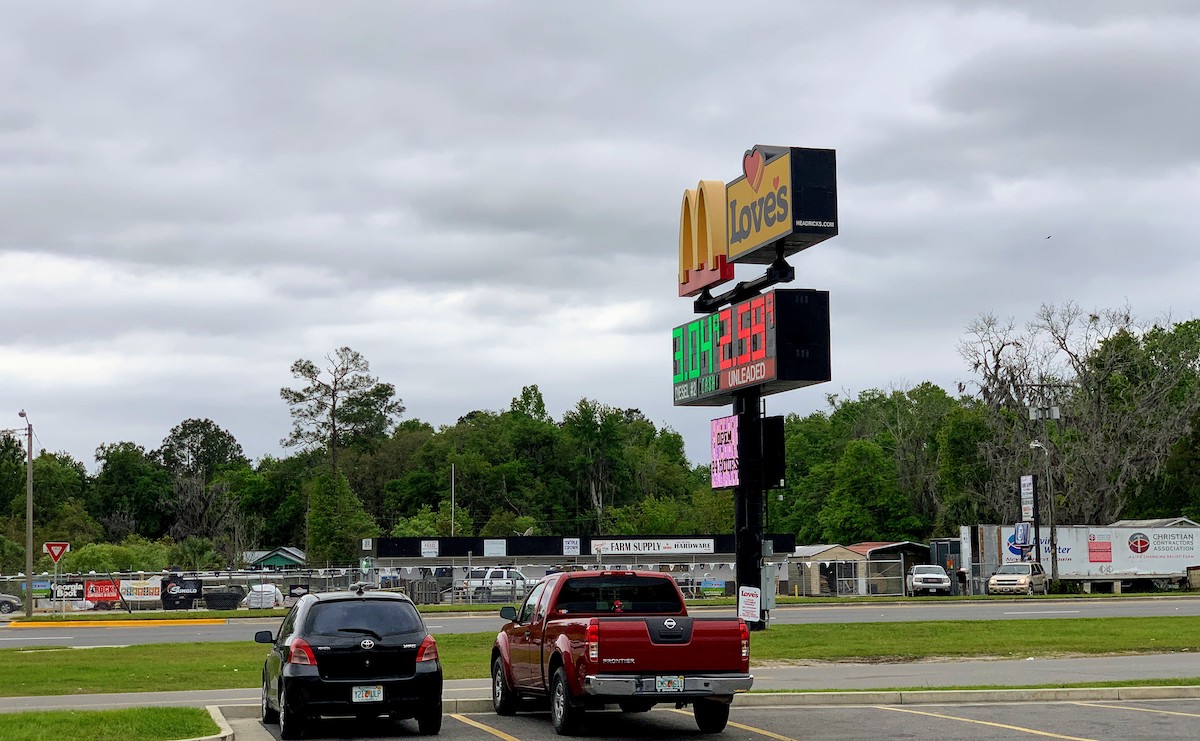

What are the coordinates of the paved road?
(226, 698, 1200, 741)
(4, 597, 1200, 648)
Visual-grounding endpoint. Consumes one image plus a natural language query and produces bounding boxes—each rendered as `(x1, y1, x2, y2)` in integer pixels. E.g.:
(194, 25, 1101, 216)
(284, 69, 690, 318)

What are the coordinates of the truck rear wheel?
(693, 698, 730, 733)
(550, 666, 582, 735)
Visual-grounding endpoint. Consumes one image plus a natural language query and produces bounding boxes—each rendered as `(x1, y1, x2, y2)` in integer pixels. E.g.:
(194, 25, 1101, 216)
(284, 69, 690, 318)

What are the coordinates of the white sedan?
(906, 565, 952, 596)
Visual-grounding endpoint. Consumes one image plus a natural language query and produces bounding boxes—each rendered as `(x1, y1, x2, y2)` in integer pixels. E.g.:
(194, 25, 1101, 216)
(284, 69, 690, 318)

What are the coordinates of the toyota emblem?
(360, 639, 375, 650)
(664, 618, 677, 629)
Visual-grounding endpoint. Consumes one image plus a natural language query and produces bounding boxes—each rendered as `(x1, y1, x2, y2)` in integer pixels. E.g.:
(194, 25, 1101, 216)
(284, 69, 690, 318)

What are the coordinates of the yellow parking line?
(1072, 702, 1200, 718)
(668, 708, 799, 740)
(875, 706, 1096, 740)
(449, 713, 523, 740)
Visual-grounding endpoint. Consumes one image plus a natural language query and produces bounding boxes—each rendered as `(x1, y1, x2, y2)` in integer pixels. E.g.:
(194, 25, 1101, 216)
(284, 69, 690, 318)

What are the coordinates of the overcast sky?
(2, 1, 1198, 472)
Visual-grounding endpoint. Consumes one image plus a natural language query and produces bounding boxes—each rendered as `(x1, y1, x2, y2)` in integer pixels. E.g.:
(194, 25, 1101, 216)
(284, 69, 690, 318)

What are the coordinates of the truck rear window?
(555, 576, 683, 614)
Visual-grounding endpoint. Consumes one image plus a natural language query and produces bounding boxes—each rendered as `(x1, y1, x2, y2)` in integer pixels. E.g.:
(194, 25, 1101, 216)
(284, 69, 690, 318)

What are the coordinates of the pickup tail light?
(739, 619, 750, 660)
(417, 635, 439, 663)
(287, 637, 317, 666)
(587, 618, 599, 661)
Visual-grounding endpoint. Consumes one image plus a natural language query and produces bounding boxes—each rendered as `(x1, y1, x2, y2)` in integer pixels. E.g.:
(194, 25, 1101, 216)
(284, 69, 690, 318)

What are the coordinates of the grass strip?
(3, 616, 1198, 697)
(0, 632, 496, 696)
(747, 616, 1200, 661)
(0, 706, 216, 741)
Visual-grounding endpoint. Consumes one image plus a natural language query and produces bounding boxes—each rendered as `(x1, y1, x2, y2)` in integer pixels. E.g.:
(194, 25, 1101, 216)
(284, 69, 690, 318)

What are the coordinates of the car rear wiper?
(339, 627, 383, 639)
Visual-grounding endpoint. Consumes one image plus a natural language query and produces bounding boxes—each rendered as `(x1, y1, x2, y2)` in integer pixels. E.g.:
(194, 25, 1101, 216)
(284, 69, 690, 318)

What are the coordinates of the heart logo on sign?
(742, 149, 765, 192)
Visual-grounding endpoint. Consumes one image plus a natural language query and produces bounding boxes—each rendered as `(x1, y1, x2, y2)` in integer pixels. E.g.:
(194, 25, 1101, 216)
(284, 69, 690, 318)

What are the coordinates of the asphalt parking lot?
(226, 696, 1200, 740)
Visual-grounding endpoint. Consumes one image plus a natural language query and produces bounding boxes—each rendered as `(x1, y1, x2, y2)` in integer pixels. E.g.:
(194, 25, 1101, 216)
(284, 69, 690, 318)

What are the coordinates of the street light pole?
(18, 410, 32, 618)
(1046, 448, 1057, 583)
(1030, 439, 1057, 583)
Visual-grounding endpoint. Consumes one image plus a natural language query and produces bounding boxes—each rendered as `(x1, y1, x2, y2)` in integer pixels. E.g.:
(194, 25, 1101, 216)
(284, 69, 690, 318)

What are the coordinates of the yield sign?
(43, 541, 70, 563)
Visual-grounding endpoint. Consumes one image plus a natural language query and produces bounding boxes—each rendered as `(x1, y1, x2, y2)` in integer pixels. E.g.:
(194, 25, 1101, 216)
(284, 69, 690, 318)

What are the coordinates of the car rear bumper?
(583, 673, 753, 698)
(283, 663, 442, 716)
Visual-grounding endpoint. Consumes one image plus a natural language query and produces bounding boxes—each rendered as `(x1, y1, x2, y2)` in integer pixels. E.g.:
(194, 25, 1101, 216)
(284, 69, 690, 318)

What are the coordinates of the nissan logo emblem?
(664, 618, 677, 629)
(360, 639, 375, 650)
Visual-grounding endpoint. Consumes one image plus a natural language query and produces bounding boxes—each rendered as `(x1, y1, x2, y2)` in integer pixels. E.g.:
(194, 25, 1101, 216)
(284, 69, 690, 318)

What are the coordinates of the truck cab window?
(519, 583, 546, 623)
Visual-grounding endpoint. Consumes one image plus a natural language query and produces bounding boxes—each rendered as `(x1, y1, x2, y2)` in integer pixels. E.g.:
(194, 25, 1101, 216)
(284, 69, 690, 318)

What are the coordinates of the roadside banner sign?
(43, 541, 70, 563)
(1019, 475, 1035, 521)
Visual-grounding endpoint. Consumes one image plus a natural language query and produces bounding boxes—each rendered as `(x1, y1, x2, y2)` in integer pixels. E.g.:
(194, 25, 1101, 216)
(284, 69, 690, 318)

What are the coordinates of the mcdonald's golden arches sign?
(678, 146, 837, 297)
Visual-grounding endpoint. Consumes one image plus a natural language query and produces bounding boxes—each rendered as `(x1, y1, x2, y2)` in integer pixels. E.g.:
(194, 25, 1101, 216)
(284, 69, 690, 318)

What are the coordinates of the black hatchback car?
(256, 588, 443, 737)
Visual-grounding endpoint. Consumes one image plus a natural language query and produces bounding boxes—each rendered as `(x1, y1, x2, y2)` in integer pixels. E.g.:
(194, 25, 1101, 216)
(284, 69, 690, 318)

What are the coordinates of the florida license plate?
(352, 685, 383, 703)
(655, 675, 685, 692)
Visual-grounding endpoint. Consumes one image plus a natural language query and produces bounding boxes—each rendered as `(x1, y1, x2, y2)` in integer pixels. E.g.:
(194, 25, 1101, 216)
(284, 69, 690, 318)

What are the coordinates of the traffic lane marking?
(875, 705, 1097, 740)
(1071, 701, 1200, 718)
(1003, 611, 1081, 615)
(669, 708, 799, 740)
(450, 713, 524, 740)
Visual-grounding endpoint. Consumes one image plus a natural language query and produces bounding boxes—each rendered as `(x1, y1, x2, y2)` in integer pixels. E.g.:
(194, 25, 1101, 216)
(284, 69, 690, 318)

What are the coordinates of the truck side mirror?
(500, 605, 517, 621)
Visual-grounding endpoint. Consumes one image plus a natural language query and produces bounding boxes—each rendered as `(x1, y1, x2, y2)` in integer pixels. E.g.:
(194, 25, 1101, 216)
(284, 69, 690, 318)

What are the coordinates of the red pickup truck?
(491, 570, 752, 734)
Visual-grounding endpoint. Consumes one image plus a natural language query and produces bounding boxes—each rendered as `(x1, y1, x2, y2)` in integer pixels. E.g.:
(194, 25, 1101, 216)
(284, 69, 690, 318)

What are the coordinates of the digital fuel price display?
(672, 289, 831, 407)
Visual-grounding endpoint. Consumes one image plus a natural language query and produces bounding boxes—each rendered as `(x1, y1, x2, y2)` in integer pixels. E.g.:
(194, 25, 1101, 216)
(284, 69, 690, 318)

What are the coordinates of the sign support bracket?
(694, 243, 794, 314)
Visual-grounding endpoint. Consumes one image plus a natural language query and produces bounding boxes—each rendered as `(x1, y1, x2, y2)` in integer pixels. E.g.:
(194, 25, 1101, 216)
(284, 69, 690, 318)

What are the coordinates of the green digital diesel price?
(672, 289, 832, 407)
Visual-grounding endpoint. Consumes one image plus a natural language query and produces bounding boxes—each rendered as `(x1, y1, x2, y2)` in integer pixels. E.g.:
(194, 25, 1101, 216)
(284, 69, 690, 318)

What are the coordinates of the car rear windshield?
(554, 576, 683, 614)
(307, 599, 424, 637)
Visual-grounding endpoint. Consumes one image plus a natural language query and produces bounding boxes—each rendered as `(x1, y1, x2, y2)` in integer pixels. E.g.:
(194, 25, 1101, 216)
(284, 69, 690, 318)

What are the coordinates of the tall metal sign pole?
(733, 389, 763, 619)
(673, 146, 837, 631)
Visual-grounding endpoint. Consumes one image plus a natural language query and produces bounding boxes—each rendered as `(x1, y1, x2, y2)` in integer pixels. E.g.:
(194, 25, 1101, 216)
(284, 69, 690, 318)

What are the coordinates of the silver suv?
(988, 562, 1048, 595)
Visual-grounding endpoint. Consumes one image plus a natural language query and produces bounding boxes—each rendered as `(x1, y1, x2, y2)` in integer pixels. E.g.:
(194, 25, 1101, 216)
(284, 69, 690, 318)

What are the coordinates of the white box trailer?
(993, 525, 1200, 591)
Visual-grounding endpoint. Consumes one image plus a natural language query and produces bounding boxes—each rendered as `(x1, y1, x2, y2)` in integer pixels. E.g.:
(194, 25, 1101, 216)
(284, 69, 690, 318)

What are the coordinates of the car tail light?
(739, 619, 750, 660)
(416, 635, 439, 663)
(287, 637, 317, 666)
(587, 618, 599, 661)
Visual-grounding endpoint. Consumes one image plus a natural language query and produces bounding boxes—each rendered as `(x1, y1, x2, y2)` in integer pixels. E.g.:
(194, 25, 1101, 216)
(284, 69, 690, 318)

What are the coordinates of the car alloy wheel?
(261, 675, 279, 724)
(278, 686, 302, 740)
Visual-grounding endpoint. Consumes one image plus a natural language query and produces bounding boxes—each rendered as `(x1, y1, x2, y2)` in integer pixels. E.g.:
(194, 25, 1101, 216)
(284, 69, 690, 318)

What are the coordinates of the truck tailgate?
(595, 616, 745, 674)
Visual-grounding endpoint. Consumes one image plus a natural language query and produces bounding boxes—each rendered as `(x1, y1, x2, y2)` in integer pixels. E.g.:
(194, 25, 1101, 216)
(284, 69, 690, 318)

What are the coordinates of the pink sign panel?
(711, 415, 739, 488)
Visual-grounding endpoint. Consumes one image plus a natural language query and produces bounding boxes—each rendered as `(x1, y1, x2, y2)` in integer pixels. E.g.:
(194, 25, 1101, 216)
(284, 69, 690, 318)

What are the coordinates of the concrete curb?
(739, 685, 1200, 706)
(8, 619, 228, 628)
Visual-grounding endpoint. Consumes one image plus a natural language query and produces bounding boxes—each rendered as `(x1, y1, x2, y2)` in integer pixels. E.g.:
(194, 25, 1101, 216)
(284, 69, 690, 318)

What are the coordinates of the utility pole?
(19, 410, 33, 618)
